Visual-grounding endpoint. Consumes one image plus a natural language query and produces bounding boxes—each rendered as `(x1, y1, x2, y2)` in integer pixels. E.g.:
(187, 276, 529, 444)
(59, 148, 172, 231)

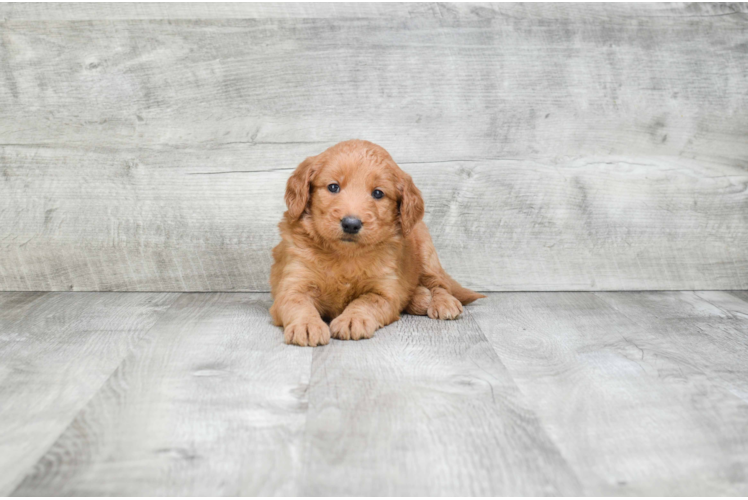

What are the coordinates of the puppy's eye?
(372, 189, 384, 199)
(327, 183, 340, 193)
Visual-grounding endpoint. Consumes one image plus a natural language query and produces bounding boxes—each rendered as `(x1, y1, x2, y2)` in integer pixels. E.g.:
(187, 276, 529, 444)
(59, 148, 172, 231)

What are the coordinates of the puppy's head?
(285, 140, 424, 246)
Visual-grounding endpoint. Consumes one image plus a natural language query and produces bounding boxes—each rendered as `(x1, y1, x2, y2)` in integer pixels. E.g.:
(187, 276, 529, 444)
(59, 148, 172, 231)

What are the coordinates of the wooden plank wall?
(1, 3, 747, 291)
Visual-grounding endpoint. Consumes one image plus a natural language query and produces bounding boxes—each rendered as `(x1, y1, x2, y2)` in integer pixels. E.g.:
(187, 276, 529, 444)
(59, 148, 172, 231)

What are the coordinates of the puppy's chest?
(309, 257, 395, 314)
(317, 264, 370, 299)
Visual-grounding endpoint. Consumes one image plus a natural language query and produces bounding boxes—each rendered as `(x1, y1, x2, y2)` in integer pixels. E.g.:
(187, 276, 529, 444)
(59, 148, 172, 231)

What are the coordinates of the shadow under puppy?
(270, 139, 485, 346)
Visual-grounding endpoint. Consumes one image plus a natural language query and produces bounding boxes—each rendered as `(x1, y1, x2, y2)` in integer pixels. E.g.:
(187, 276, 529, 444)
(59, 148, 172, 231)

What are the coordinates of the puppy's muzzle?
(341, 216, 362, 235)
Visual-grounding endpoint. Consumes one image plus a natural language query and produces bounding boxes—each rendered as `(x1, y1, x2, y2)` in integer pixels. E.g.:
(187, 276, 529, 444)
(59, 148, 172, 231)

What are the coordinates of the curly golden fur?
(270, 139, 485, 346)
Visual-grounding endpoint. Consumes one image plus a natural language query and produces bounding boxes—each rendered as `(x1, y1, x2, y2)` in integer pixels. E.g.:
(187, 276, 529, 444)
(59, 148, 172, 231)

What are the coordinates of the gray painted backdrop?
(1, 3, 747, 292)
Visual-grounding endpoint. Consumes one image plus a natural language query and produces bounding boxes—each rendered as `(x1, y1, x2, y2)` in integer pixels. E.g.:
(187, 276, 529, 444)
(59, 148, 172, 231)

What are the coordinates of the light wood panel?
(0, 291, 178, 495)
(469, 292, 748, 495)
(1, 3, 748, 291)
(2, 149, 746, 291)
(2, 3, 744, 21)
(301, 311, 581, 496)
(3, 9, 746, 158)
(12, 293, 313, 496)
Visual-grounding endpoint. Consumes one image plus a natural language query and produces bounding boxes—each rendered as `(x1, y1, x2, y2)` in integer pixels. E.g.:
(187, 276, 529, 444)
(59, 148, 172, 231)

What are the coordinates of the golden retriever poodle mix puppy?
(270, 139, 485, 346)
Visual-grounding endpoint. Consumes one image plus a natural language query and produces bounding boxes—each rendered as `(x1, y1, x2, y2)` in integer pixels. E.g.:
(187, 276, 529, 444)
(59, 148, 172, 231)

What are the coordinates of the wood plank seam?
(7, 292, 184, 495)
(462, 305, 587, 491)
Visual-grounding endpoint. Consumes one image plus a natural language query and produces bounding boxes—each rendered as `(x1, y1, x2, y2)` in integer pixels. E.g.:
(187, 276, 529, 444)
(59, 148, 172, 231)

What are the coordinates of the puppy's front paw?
(330, 313, 378, 341)
(428, 290, 463, 320)
(284, 318, 330, 347)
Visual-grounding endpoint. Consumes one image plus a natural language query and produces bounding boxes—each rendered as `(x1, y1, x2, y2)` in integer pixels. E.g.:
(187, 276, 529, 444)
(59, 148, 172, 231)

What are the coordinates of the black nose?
(341, 216, 362, 234)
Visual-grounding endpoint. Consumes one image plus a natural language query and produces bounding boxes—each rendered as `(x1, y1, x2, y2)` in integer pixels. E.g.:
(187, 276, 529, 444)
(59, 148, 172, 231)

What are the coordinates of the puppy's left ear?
(285, 155, 317, 219)
(397, 170, 425, 235)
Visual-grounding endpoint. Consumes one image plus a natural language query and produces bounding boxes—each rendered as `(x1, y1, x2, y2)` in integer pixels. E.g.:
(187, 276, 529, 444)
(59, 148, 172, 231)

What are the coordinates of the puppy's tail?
(447, 275, 486, 305)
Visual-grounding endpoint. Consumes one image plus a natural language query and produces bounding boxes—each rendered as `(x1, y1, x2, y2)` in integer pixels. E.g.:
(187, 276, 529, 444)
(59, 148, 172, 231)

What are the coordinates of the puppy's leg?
(405, 286, 431, 315)
(330, 293, 400, 341)
(271, 293, 330, 347)
(427, 287, 463, 320)
(413, 225, 465, 320)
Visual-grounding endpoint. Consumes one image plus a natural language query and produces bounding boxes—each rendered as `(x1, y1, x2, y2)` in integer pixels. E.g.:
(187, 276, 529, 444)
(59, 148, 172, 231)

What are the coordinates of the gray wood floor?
(1, 291, 747, 496)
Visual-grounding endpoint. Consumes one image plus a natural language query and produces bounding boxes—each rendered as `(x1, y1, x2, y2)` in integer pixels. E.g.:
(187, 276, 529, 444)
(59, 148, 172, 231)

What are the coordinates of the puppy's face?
(285, 140, 424, 247)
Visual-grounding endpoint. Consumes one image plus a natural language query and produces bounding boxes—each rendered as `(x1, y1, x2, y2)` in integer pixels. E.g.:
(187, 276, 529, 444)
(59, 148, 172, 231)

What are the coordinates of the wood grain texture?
(469, 291, 748, 495)
(301, 311, 581, 496)
(1, 3, 748, 291)
(3, 290, 748, 495)
(12, 293, 313, 496)
(1, 151, 746, 292)
(0, 2, 442, 20)
(0, 3, 745, 22)
(595, 291, 748, 415)
(0, 291, 178, 495)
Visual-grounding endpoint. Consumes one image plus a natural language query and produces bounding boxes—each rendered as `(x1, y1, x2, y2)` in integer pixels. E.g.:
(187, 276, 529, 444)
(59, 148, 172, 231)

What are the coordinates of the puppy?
(270, 139, 485, 346)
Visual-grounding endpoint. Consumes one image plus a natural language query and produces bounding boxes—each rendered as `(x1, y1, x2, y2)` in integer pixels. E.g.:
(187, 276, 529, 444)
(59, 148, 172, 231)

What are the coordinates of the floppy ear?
(285, 156, 317, 219)
(398, 171, 425, 235)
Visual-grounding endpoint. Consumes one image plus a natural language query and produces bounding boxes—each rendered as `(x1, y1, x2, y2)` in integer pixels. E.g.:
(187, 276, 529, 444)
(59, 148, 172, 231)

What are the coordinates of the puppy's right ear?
(285, 156, 317, 219)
